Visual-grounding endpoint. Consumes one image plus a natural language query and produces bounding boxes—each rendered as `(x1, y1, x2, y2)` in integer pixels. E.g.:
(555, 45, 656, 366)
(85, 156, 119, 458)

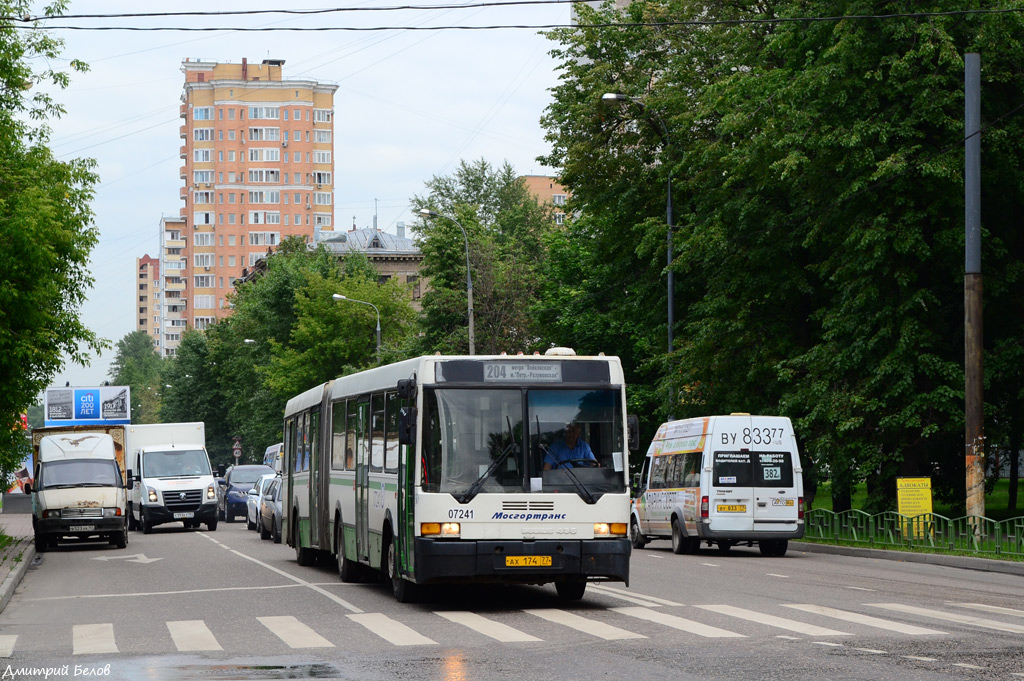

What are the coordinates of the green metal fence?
(804, 509, 1024, 558)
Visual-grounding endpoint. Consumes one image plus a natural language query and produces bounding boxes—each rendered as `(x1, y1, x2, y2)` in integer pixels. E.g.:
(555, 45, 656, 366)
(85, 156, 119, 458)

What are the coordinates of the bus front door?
(355, 398, 371, 563)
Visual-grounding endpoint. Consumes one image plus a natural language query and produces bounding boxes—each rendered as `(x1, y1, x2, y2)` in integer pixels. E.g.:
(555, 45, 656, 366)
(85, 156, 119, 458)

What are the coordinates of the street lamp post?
(332, 293, 381, 364)
(602, 92, 674, 418)
(418, 208, 475, 355)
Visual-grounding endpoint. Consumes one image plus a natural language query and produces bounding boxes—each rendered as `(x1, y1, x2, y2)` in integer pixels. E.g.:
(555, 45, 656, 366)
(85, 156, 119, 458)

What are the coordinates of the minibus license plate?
(716, 504, 746, 513)
(173, 512, 195, 519)
(506, 556, 552, 567)
(69, 525, 95, 532)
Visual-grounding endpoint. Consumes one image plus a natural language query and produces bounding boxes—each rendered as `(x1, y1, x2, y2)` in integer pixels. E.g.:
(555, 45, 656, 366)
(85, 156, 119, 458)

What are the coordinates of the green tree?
(412, 159, 554, 354)
(540, 1, 1024, 510)
(108, 331, 164, 423)
(0, 0, 102, 468)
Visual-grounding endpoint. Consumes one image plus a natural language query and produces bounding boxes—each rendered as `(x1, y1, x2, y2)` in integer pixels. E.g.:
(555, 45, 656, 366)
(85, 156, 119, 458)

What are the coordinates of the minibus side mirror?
(627, 414, 640, 451)
(22, 482, 31, 494)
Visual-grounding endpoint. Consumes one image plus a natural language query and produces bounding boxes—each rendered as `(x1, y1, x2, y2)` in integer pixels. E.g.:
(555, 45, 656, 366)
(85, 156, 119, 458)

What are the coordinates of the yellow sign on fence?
(897, 477, 933, 538)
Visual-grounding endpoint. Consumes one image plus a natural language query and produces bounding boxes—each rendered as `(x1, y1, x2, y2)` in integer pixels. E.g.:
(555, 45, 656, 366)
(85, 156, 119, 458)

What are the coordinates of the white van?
(631, 414, 804, 556)
(27, 433, 129, 552)
(262, 443, 284, 474)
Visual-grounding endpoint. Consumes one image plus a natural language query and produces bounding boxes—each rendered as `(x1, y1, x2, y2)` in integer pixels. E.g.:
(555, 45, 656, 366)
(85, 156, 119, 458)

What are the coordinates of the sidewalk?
(0, 496, 36, 615)
(793, 539, 1024, 577)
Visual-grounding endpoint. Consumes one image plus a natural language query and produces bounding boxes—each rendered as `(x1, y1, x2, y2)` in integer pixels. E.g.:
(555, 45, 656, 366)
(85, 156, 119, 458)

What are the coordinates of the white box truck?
(126, 422, 218, 533)
(26, 432, 129, 552)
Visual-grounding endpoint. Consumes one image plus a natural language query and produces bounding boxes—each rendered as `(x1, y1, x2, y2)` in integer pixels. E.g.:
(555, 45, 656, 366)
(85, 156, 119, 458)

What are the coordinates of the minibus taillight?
(700, 496, 709, 519)
(798, 497, 804, 520)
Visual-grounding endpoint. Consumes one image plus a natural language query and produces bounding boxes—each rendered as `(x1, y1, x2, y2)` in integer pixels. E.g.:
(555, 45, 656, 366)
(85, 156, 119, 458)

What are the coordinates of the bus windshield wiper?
(457, 416, 517, 504)
(559, 464, 597, 504)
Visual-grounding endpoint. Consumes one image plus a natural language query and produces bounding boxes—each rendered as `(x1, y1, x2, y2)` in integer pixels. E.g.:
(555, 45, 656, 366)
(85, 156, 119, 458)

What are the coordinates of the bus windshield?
(421, 387, 626, 499)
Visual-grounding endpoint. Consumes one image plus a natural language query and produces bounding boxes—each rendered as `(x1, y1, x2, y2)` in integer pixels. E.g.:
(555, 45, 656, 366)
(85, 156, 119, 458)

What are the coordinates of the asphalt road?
(0, 520, 1022, 681)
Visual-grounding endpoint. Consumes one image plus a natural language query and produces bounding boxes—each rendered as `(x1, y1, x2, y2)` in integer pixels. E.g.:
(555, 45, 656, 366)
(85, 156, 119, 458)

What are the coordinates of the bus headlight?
(594, 523, 627, 537)
(420, 522, 460, 537)
(441, 523, 460, 536)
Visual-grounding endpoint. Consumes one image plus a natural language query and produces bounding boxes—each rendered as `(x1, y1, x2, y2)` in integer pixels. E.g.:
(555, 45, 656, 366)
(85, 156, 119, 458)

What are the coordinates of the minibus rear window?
(712, 451, 752, 486)
(755, 452, 794, 487)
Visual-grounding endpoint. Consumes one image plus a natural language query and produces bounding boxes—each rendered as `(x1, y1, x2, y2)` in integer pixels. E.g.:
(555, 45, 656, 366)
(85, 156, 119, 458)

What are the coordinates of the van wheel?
(127, 504, 138, 531)
(630, 518, 647, 549)
(34, 534, 48, 553)
(760, 539, 788, 556)
(774, 539, 788, 557)
(670, 518, 693, 555)
(555, 579, 587, 600)
(717, 540, 733, 553)
(142, 511, 153, 534)
(113, 527, 128, 549)
(206, 519, 218, 531)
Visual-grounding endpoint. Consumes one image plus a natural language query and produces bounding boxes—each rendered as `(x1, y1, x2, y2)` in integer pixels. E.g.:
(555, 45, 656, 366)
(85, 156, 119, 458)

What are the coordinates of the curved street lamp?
(333, 293, 381, 364)
(602, 92, 674, 418)
(418, 208, 475, 355)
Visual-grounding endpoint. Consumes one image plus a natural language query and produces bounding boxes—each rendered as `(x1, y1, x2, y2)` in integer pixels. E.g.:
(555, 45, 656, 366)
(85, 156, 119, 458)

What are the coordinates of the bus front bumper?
(411, 537, 630, 585)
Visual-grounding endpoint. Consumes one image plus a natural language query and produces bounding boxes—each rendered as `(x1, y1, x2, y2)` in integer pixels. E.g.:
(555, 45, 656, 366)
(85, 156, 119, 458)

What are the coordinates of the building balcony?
(164, 281, 186, 291)
(179, 186, 188, 200)
(179, 124, 187, 139)
(180, 103, 187, 119)
(179, 145, 186, 159)
(179, 166, 187, 180)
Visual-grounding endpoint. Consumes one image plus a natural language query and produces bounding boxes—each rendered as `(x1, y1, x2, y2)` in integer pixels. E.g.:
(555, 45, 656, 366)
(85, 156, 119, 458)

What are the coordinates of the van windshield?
(143, 450, 211, 478)
(38, 460, 120, 488)
(713, 451, 794, 487)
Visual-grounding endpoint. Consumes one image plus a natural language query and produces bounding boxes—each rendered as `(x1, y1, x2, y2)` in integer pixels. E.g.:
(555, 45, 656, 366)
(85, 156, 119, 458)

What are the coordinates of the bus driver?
(543, 421, 597, 470)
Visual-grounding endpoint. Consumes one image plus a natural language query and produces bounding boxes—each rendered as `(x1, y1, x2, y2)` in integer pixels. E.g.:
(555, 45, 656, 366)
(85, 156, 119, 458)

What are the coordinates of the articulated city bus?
(283, 349, 638, 602)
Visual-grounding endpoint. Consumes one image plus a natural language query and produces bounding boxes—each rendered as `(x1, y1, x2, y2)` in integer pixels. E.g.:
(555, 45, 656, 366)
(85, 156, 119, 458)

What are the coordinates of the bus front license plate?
(716, 505, 746, 513)
(173, 512, 195, 519)
(506, 556, 552, 567)
(69, 525, 95, 532)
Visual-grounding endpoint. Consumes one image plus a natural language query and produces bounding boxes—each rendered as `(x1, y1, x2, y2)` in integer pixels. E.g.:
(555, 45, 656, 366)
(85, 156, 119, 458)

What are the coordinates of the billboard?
(43, 386, 131, 426)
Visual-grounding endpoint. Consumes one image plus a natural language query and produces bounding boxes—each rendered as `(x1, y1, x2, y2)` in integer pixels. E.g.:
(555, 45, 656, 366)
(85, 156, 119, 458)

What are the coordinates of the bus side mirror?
(398, 407, 417, 447)
(397, 377, 417, 400)
(627, 414, 640, 451)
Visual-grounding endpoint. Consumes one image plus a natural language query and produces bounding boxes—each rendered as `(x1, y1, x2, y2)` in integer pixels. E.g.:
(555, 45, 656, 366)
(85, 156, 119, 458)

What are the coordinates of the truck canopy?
(38, 433, 117, 462)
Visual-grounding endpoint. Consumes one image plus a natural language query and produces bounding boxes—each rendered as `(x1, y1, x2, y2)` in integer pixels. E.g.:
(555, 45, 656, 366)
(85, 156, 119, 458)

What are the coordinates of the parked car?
(259, 477, 283, 543)
(246, 474, 277, 531)
(217, 464, 275, 523)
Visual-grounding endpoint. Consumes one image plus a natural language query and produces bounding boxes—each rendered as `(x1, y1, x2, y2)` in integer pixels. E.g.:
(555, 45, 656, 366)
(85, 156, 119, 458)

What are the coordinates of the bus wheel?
(555, 579, 586, 600)
(670, 518, 692, 555)
(294, 519, 315, 566)
(337, 525, 359, 583)
(630, 518, 647, 549)
(386, 537, 418, 603)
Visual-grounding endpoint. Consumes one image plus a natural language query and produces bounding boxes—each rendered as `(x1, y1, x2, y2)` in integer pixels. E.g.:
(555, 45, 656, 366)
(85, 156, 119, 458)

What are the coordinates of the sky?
(38, 0, 571, 390)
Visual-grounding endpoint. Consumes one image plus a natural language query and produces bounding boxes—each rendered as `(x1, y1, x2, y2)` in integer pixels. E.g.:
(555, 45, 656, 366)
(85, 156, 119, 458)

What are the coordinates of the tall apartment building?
(136, 254, 160, 344)
(167, 57, 338, 355)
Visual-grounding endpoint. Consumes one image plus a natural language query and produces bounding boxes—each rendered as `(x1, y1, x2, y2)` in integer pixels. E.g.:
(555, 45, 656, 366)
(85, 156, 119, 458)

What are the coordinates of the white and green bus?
(283, 349, 638, 602)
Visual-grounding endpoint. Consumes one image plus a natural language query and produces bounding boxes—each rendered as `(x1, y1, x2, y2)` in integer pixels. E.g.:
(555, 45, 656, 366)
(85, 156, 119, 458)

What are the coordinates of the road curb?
(0, 541, 36, 615)
(793, 540, 1024, 577)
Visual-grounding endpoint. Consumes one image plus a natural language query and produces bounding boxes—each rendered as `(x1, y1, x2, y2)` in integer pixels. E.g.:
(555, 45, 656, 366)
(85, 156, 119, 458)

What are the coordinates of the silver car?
(247, 474, 276, 531)
(259, 477, 283, 543)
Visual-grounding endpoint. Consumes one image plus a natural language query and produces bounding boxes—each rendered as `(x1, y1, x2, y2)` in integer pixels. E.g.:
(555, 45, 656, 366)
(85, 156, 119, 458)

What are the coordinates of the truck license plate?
(173, 512, 195, 519)
(69, 525, 95, 532)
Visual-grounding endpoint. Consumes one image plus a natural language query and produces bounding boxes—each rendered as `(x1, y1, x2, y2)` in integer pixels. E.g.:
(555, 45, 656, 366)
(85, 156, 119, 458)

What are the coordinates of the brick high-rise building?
(136, 254, 160, 344)
(171, 57, 338, 352)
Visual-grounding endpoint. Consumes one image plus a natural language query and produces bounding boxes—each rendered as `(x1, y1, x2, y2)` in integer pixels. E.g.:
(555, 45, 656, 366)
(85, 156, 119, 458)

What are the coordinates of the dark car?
(217, 464, 275, 523)
(259, 477, 283, 543)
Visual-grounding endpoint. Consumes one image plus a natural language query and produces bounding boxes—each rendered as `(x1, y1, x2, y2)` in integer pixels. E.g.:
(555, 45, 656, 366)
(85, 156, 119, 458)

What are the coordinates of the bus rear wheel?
(337, 524, 360, 583)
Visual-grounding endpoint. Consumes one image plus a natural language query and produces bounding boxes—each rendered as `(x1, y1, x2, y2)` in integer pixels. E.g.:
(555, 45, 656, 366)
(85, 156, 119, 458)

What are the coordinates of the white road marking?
(524, 609, 646, 640)
(258, 616, 334, 648)
(953, 602, 1024, 618)
(348, 613, 436, 646)
(28, 583, 306, 601)
(227, 547, 363, 613)
(776, 635, 800, 640)
(952, 663, 985, 670)
(854, 648, 887, 654)
(0, 635, 16, 657)
(436, 612, 540, 642)
(869, 603, 1024, 634)
(588, 585, 682, 607)
(845, 586, 876, 591)
(613, 607, 745, 638)
(766, 573, 789, 578)
(167, 620, 222, 651)
(702, 563, 720, 567)
(813, 641, 844, 647)
(73, 624, 118, 655)
(902, 656, 937, 662)
(696, 605, 850, 636)
(782, 604, 946, 635)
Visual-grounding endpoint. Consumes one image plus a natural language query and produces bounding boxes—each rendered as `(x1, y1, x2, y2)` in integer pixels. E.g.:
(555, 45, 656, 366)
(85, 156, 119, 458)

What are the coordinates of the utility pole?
(964, 52, 985, 520)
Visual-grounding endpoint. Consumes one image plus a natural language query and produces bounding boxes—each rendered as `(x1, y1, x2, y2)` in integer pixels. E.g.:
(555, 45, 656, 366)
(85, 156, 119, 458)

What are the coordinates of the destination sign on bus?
(483, 362, 562, 382)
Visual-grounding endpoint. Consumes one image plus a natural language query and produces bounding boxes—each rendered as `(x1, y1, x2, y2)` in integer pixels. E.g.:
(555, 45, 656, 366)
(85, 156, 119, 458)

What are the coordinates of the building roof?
(318, 228, 420, 257)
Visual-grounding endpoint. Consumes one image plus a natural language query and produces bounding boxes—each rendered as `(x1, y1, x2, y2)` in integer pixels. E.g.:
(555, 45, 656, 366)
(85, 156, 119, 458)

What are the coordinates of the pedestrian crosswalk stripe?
(695, 605, 850, 636)
(589, 585, 681, 607)
(781, 604, 946, 635)
(436, 611, 541, 642)
(73, 624, 118, 655)
(0, 635, 16, 658)
(953, 602, 1024, 619)
(868, 604, 1024, 634)
(167, 620, 222, 651)
(524, 609, 645, 640)
(347, 613, 436, 646)
(258, 616, 334, 648)
(613, 607, 745, 638)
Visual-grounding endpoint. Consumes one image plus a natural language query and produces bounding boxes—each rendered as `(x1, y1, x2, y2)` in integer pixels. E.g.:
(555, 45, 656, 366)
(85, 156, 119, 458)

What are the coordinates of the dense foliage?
(0, 1, 101, 477)
(539, 0, 1024, 512)
(107, 331, 163, 423)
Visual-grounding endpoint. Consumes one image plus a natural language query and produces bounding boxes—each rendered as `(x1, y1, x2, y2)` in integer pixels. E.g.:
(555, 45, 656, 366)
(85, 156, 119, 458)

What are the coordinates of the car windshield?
(143, 449, 210, 478)
(231, 467, 274, 485)
(39, 459, 120, 488)
(421, 387, 626, 501)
